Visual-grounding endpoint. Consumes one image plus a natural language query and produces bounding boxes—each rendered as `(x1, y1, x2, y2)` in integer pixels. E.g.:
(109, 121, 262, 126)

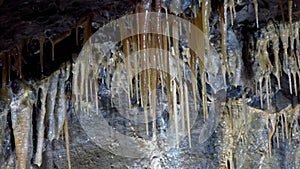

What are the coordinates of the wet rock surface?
(0, 0, 300, 169)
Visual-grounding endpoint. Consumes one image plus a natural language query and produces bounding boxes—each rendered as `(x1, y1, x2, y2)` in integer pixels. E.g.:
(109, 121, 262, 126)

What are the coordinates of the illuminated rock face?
(1, 0, 300, 168)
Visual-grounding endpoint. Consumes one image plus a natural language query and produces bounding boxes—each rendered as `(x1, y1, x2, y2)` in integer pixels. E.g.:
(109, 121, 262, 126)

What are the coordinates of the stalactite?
(83, 15, 92, 45)
(93, 77, 99, 115)
(293, 72, 298, 96)
(1, 51, 7, 89)
(268, 114, 276, 157)
(47, 71, 59, 141)
(180, 79, 185, 135)
(265, 76, 270, 110)
(77, 14, 93, 45)
(268, 22, 281, 89)
(34, 81, 49, 166)
(149, 46, 158, 137)
(8, 51, 11, 82)
(259, 77, 263, 108)
(220, 1, 230, 86)
(190, 11, 201, 111)
(79, 62, 86, 110)
(138, 0, 152, 135)
(50, 30, 72, 61)
(39, 36, 45, 73)
(202, 0, 210, 55)
(253, 0, 259, 28)
(281, 114, 285, 142)
(76, 26, 79, 46)
(275, 125, 280, 148)
(228, 0, 236, 26)
(120, 19, 132, 109)
(132, 34, 139, 104)
(288, 0, 293, 25)
(280, 24, 292, 94)
(10, 86, 33, 169)
(172, 19, 182, 137)
(72, 62, 79, 111)
(84, 45, 91, 111)
(64, 109, 71, 169)
(295, 22, 300, 67)
(279, 0, 285, 22)
(283, 111, 289, 141)
(184, 82, 191, 148)
(55, 65, 70, 139)
(161, 15, 173, 128)
(16, 42, 23, 79)
(155, 0, 164, 102)
(172, 79, 179, 147)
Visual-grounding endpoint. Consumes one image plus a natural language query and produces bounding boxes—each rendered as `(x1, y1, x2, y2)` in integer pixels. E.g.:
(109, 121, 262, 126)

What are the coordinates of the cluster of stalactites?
(247, 104, 300, 157)
(220, 98, 300, 168)
(9, 63, 71, 169)
(253, 21, 300, 110)
(0, 43, 23, 89)
(0, 13, 93, 89)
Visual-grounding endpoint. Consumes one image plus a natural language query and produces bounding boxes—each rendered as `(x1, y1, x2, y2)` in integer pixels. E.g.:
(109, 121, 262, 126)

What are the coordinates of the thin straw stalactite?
(138, 0, 152, 135)
(1, 52, 7, 89)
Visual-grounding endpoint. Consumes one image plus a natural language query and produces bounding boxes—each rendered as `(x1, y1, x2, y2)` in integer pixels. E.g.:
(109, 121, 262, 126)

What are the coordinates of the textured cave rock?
(0, 0, 300, 169)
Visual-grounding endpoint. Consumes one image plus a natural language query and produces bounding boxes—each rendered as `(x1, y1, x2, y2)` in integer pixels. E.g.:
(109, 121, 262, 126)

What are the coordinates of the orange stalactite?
(138, 0, 152, 135)
(1, 51, 7, 89)
(288, 0, 293, 24)
(16, 41, 24, 79)
(50, 30, 72, 61)
(39, 36, 45, 73)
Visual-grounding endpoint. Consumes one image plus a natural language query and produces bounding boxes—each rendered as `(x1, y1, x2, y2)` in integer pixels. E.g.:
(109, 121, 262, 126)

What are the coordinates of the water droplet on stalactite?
(47, 71, 59, 141)
(253, 0, 259, 28)
(34, 81, 49, 167)
(38, 36, 45, 73)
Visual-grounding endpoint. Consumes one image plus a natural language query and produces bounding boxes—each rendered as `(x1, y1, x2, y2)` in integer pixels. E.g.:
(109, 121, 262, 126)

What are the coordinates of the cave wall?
(0, 0, 300, 168)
